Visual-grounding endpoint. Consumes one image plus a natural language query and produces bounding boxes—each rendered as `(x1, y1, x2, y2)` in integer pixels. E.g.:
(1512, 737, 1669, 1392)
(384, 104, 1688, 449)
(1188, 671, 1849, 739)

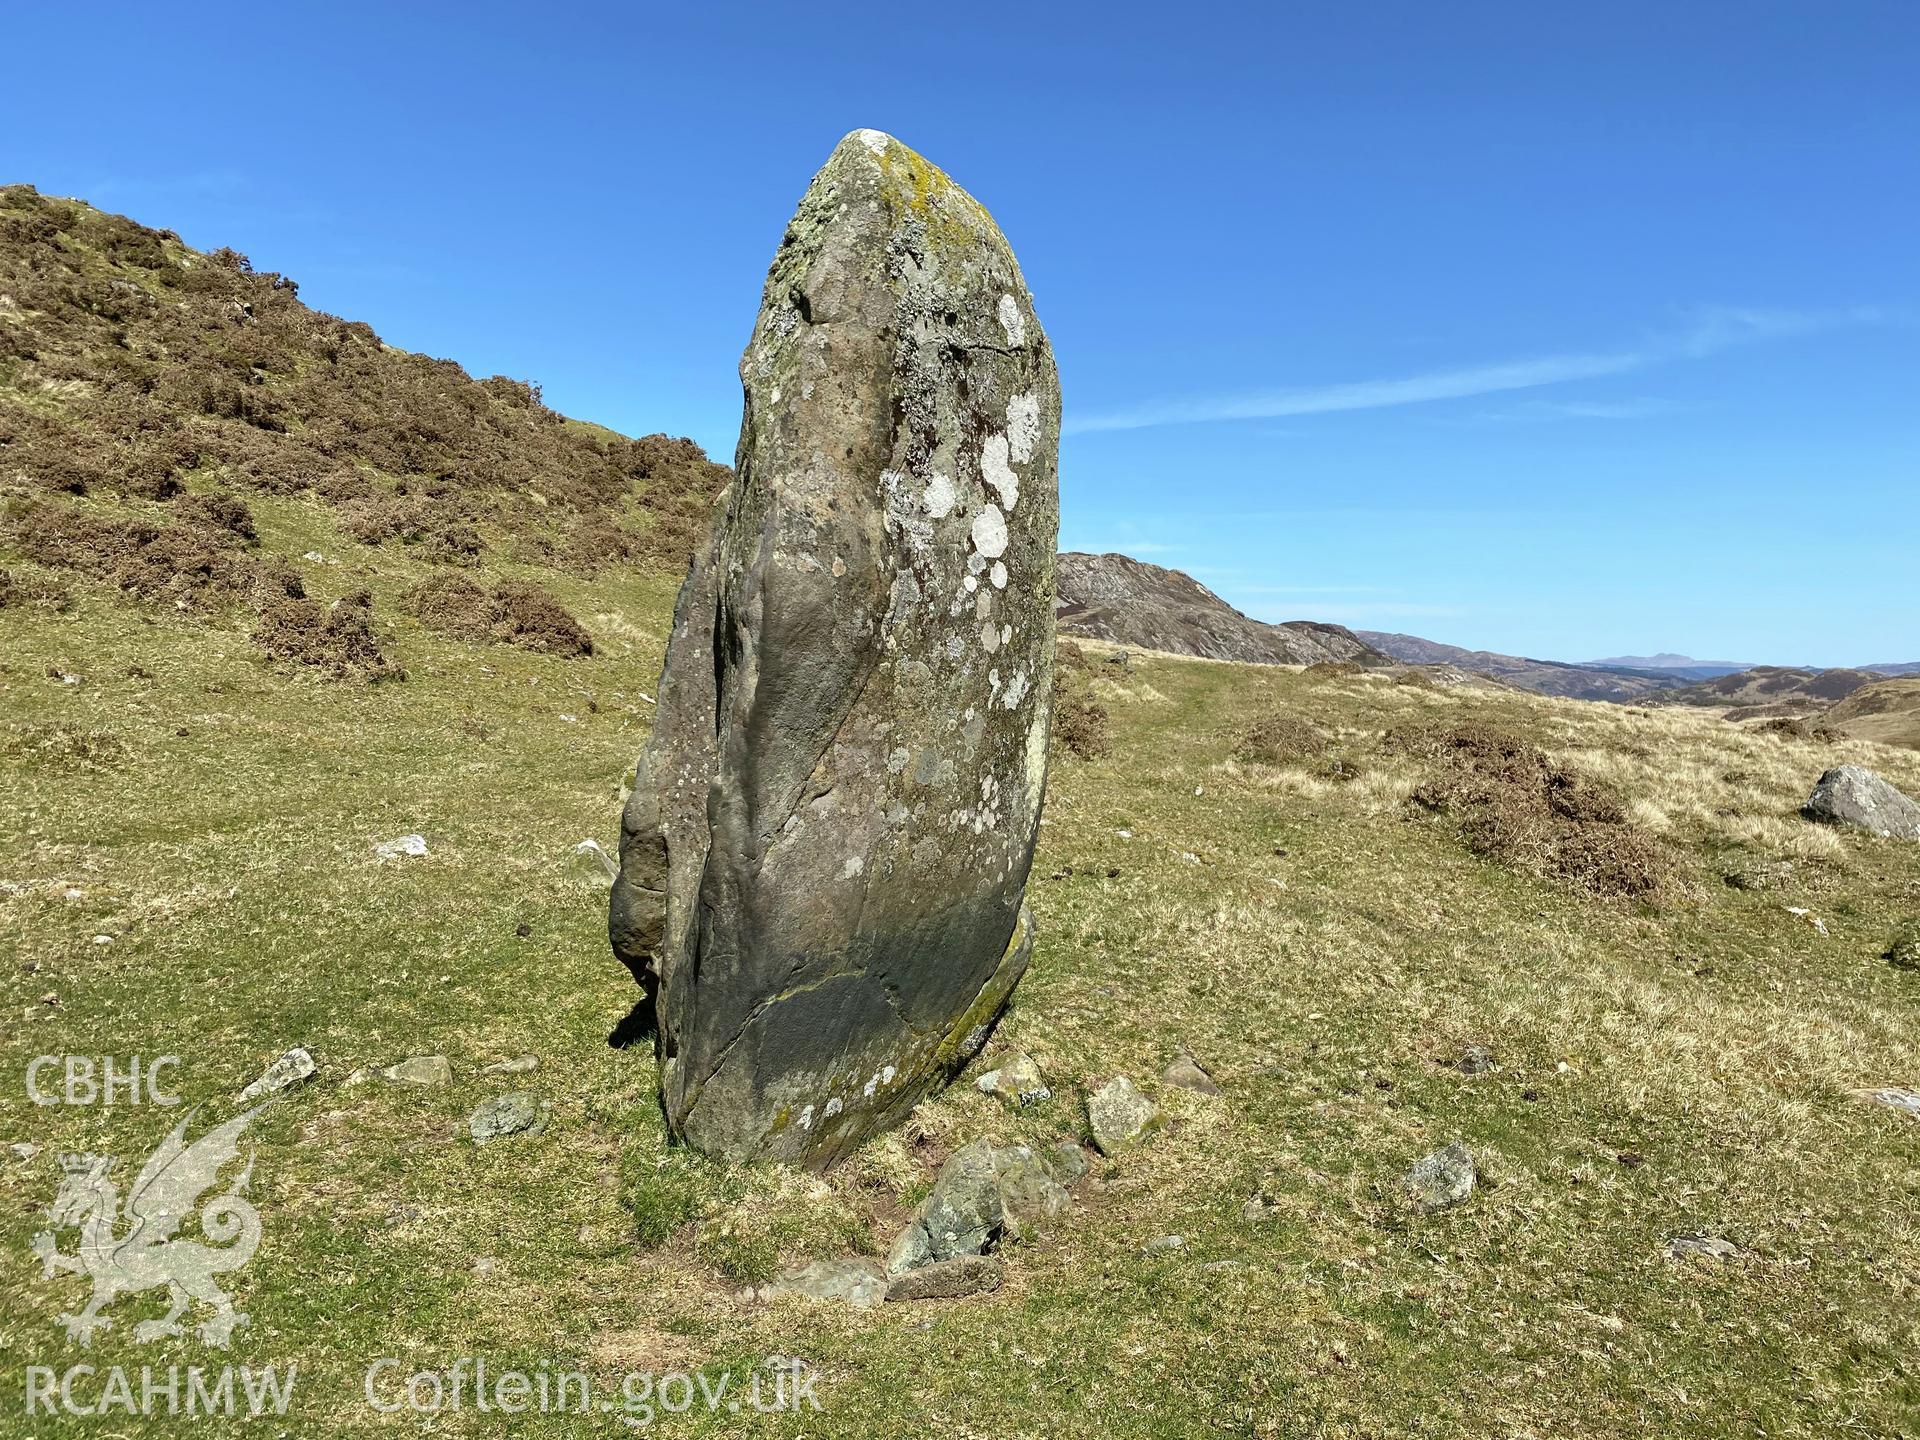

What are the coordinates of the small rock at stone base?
(469, 1092, 550, 1145)
(239, 1046, 316, 1100)
(1857, 1087, 1920, 1118)
(1088, 1076, 1161, 1155)
(1162, 1054, 1221, 1095)
(885, 1255, 1003, 1302)
(1455, 1045, 1497, 1076)
(767, 1258, 887, 1309)
(1406, 1142, 1476, 1213)
(382, 1055, 452, 1088)
(1663, 1235, 1740, 1262)
(483, 1055, 540, 1075)
(975, 1051, 1051, 1106)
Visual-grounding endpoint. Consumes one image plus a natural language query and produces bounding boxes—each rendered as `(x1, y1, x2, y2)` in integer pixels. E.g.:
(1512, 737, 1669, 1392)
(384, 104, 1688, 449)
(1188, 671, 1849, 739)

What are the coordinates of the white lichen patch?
(923, 472, 958, 519)
(970, 504, 1008, 559)
(1007, 392, 1043, 463)
(1001, 669, 1031, 709)
(980, 621, 1001, 653)
(990, 561, 1008, 589)
(856, 129, 891, 155)
(1022, 707, 1049, 812)
(841, 855, 865, 879)
(964, 574, 979, 592)
(981, 434, 1019, 510)
(998, 294, 1026, 347)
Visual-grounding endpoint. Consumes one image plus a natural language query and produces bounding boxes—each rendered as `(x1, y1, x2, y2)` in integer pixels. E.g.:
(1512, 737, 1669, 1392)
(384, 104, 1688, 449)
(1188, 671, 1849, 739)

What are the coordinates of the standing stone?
(609, 130, 1061, 1168)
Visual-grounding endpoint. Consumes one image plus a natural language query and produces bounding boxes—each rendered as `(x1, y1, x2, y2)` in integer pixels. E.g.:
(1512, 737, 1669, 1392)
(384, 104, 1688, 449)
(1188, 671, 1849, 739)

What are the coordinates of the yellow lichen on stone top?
(854, 132, 997, 252)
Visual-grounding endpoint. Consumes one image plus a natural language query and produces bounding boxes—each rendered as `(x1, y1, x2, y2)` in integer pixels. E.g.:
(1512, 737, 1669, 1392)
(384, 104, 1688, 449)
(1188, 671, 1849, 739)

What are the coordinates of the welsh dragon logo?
(32, 1104, 264, 1348)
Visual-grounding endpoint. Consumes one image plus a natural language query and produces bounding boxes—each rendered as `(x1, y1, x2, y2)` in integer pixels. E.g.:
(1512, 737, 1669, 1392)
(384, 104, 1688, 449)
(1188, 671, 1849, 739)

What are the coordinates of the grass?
(3, 503, 1919, 1436)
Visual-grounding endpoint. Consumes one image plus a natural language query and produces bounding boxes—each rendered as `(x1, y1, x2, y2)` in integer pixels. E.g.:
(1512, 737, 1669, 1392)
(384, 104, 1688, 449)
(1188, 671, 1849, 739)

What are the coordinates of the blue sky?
(6, 2, 1914, 664)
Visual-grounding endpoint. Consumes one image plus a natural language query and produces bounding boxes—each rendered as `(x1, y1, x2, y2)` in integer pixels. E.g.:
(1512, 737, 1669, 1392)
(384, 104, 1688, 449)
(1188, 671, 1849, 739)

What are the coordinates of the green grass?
(3, 503, 1919, 1437)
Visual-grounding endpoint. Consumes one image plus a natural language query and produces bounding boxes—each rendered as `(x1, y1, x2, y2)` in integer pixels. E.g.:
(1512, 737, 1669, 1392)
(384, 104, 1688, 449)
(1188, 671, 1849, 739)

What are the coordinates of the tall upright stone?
(610, 130, 1060, 1168)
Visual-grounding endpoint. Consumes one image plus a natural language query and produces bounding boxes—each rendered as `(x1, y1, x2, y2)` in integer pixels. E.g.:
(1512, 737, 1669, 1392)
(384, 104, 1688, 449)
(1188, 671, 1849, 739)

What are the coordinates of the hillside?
(1057, 551, 1384, 666)
(1358, 630, 1674, 702)
(0, 183, 728, 675)
(1824, 675, 1920, 750)
(1657, 665, 1883, 715)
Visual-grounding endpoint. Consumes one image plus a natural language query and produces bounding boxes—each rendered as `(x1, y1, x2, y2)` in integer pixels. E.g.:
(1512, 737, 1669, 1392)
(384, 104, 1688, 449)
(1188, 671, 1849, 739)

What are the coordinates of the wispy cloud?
(1463, 396, 1679, 425)
(1246, 600, 1471, 624)
(1066, 305, 1892, 435)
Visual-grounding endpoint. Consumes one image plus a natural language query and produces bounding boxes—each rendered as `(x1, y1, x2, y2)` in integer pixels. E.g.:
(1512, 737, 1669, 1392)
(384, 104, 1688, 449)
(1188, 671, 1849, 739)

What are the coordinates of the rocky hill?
(1056, 551, 1384, 667)
(1357, 630, 1674, 702)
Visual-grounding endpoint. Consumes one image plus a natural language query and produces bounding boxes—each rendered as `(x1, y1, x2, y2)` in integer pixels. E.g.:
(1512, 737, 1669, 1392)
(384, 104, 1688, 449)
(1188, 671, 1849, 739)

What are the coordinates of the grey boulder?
(887, 1137, 1078, 1275)
(1803, 765, 1920, 839)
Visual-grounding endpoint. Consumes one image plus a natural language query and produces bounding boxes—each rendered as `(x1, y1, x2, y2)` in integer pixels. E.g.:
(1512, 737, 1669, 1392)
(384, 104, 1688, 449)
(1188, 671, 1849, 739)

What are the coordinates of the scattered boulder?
(1663, 1235, 1740, 1262)
(11, 1142, 43, 1163)
(766, 1258, 886, 1309)
(382, 1055, 452, 1087)
(1045, 1141, 1091, 1185)
(483, 1054, 540, 1075)
(1803, 765, 1920, 840)
(1162, 1054, 1221, 1095)
(1087, 1076, 1161, 1155)
(992, 1144, 1073, 1239)
(885, 1255, 1003, 1302)
(1406, 1142, 1476, 1213)
(1454, 1045, 1497, 1076)
(374, 833, 428, 861)
(1856, 1087, 1920, 1119)
(887, 1137, 1079, 1275)
(469, 1092, 550, 1145)
(608, 129, 1060, 1169)
(888, 1140, 1005, 1275)
(1144, 1234, 1187, 1255)
(239, 1046, 315, 1100)
(976, 1052, 1050, 1107)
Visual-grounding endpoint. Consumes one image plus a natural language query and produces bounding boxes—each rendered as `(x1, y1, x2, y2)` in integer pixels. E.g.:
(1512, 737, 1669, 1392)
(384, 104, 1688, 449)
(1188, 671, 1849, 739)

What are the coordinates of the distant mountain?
(1655, 666, 1882, 713)
(1584, 653, 1755, 681)
(1056, 553, 1386, 667)
(1357, 631, 1675, 702)
(1864, 661, 1920, 676)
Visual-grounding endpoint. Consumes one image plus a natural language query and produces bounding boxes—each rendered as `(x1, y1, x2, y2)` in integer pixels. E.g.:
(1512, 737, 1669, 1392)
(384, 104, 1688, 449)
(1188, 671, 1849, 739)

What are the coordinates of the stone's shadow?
(607, 985, 658, 1050)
